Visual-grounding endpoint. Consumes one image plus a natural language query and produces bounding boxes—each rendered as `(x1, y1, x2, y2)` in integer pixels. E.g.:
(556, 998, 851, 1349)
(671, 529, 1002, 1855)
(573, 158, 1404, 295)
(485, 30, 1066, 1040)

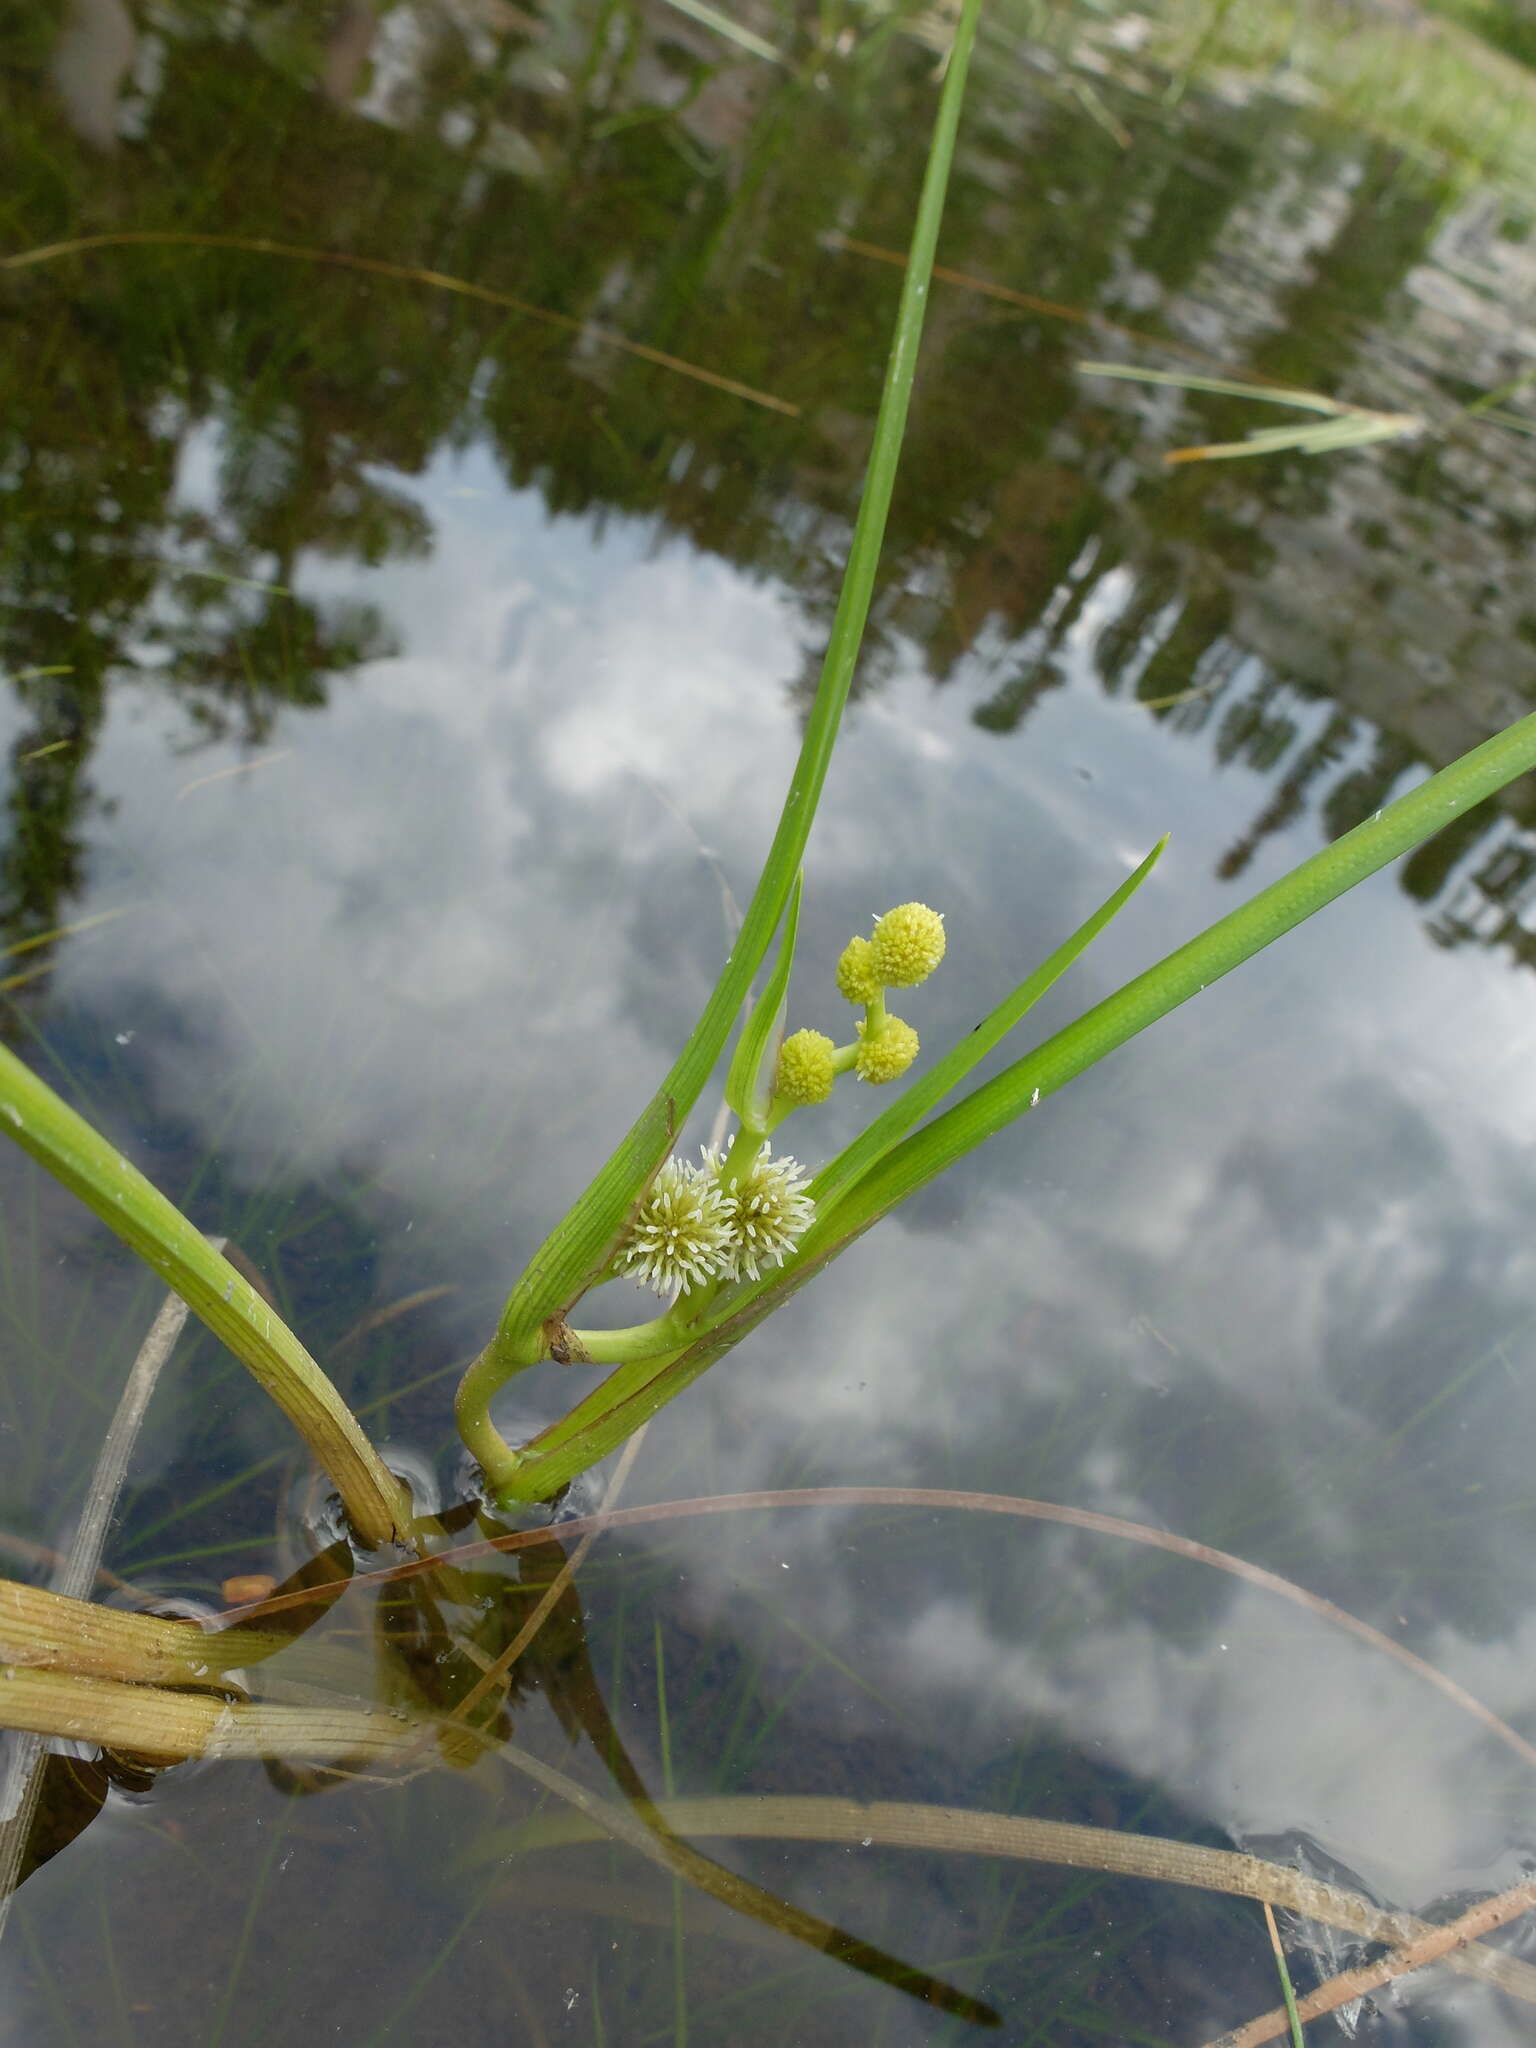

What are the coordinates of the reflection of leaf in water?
(0, 233, 799, 418)
(15, 1755, 109, 1888)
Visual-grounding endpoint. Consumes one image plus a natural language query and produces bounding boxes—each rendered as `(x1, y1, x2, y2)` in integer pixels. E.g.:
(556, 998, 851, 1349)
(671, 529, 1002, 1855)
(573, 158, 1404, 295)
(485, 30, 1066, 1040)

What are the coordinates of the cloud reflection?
(29, 446, 1536, 2006)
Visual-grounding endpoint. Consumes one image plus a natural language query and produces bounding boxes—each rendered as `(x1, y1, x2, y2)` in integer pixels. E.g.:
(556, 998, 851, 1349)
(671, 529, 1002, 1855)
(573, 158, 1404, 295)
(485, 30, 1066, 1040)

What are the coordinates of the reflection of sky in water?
(7, 427, 1536, 2034)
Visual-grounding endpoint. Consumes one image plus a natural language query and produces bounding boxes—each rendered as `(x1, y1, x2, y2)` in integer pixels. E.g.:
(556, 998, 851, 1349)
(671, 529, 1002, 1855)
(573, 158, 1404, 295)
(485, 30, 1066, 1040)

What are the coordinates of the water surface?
(3, 2, 1536, 2041)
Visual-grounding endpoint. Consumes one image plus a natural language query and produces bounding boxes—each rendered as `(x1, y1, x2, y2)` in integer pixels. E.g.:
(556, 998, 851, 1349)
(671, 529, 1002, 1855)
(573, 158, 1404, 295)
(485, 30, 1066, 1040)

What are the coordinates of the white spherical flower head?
(710, 1147, 816, 1282)
(615, 1155, 734, 1298)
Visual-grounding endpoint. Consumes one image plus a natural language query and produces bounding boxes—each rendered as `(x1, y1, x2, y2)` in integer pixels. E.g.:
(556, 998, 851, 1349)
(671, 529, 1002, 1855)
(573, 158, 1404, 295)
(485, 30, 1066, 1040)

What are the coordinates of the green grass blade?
(462, 0, 988, 1483)
(1307, 415, 1419, 449)
(656, 0, 786, 63)
(1078, 362, 1347, 415)
(1173, 417, 1417, 463)
(1473, 407, 1536, 438)
(1263, 1901, 1307, 2048)
(0, 1043, 410, 1547)
(1081, 362, 1420, 462)
(725, 872, 802, 1128)
(809, 838, 1167, 1218)
(1237, 420, 1388, 452)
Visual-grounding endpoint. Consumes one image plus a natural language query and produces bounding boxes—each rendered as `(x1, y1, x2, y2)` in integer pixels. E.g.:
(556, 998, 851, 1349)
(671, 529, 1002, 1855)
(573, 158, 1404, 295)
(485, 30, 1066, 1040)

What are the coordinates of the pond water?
(3, 1, 1536, 2041)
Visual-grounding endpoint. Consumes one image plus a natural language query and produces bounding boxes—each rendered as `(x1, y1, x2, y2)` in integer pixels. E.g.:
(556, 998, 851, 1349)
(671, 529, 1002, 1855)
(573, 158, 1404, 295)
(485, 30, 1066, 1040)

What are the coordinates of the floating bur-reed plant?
(2, 0, 1536, 1537)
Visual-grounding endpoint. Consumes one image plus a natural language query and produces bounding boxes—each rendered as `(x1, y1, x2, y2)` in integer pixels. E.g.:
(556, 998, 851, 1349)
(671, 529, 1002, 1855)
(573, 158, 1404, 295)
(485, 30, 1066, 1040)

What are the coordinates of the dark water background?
(3, 1, 1536, 2040)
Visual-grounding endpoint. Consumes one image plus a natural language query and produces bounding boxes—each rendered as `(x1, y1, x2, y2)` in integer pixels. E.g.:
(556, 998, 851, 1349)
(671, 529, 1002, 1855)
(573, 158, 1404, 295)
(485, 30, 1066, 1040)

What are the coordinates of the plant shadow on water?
(4, 0, 1536, 2041)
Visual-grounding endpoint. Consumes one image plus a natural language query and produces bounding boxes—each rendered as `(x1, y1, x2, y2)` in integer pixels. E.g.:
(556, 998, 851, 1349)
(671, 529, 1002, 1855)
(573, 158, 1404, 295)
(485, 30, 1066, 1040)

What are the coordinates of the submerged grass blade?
(473, 1793, 1536, 2009)
(1166, 415, 1419, 463)
(655, 0, 787, 63)
(1080, 362, 1422, 462)
(0, 906, 136, 966)
(1078, 363, 1352, 414)
(1262, 1901, 1307, 2048)
(459, 0, 987, 1489)
(0, 1042, 410, 1547)
(490, 1743, 1002, 2028)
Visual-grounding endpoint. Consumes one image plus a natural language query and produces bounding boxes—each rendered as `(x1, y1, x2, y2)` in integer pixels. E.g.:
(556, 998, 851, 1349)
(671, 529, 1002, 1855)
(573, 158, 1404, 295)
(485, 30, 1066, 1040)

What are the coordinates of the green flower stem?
(492, 1338, 730, 1502)
(574, 1318, 692, 1366)
(459, 0, 986, 1501)
(717, 1126, 766, 1189)
(766, 1042, 858, 1129)
(864, 990, 888, 1038)
(0, 1041, 411, 1548)
(455, 1357, 513, 1481)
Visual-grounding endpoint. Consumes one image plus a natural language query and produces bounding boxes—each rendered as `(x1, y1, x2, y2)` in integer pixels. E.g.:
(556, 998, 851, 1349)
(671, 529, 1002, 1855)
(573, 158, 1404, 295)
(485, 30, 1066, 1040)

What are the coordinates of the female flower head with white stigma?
(614, 1154, 733, 1299)
(705, 1145, 816, 1281)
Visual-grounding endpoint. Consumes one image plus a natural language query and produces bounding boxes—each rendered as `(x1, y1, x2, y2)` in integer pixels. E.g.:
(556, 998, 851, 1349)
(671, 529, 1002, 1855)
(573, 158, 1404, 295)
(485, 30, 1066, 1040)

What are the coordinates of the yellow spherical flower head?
(835, 935, 882, 1006)
(774, 1028, 836, 1107)
(615, 1155, 733, 1298)
(705, 1147, 816, 1282)
(855, 1014, 919, 1084)
(869, 902, 946, 988)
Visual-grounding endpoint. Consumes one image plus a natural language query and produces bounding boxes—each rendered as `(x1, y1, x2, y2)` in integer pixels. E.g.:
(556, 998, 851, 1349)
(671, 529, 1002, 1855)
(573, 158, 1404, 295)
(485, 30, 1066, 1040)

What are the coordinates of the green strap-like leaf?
(725, 871, 803, 1128)
(0, 1042, 410, 1548)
